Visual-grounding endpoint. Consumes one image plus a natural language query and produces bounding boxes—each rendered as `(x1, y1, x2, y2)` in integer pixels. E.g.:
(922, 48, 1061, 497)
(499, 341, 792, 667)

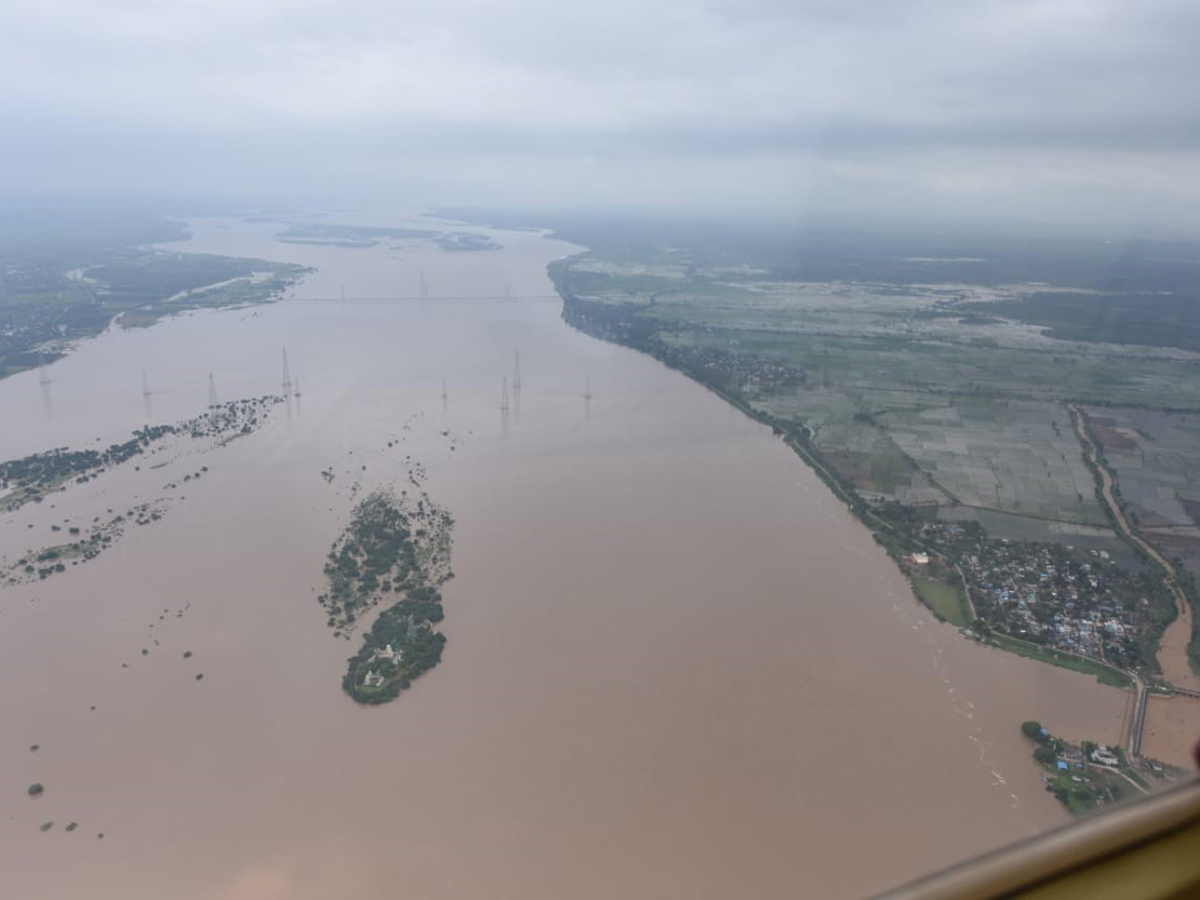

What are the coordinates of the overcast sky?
(2, 0, 1198, 232)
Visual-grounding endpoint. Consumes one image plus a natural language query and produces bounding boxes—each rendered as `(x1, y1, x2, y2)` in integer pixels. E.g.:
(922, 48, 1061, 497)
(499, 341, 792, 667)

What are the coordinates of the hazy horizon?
(3, 1, 1199, 237)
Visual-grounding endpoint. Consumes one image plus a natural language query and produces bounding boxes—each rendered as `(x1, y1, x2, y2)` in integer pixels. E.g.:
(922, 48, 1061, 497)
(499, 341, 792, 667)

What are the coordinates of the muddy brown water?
(0, 214, 1128, 899)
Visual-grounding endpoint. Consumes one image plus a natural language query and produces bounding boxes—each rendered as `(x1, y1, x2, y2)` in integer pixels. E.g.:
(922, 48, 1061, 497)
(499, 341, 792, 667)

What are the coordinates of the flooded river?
(0, 214, 1128, 899)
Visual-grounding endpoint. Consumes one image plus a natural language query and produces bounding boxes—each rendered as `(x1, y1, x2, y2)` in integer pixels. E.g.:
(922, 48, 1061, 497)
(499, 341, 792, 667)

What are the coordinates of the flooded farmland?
(0, 214, 1129, 899)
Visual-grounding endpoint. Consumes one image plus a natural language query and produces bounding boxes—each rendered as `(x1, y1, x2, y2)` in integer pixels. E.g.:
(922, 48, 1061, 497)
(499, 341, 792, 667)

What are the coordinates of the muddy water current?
(0, 214, 1128, 899)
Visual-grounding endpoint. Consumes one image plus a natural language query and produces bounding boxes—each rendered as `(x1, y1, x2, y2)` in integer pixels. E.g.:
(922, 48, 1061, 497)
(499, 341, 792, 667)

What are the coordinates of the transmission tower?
(281, 348, 293, 397)
(142, 370, 153, 420)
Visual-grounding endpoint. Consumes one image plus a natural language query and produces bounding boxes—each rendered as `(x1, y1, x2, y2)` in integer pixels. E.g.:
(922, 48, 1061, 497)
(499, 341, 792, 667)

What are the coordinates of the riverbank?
(557, 288, 1146, 693)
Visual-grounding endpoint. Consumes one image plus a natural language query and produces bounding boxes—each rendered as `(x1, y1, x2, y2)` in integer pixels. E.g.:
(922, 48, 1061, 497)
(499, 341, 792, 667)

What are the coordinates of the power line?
(276, 294, 562, 304)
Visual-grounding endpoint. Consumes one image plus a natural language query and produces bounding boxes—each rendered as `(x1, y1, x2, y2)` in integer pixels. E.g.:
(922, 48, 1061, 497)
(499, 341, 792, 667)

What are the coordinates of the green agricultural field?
(556, 243, 1200, 540)
(877, 399, 1106, 525)
(1090, 407, 1200, 530)
(1088, 407, 1200, 611)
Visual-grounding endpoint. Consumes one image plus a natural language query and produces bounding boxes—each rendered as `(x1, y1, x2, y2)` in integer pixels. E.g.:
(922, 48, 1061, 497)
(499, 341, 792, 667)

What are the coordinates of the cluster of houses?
(1050, 742, 1120, 770)
(915, 524, 1150, 670)
(359, 613, 437, 689)
(361, 644, 404, 689)
(1035, 725, 1122, 776)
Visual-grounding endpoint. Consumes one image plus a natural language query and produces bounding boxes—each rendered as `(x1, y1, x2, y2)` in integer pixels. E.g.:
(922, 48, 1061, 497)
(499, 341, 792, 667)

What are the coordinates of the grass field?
(911, 575, 971, 626)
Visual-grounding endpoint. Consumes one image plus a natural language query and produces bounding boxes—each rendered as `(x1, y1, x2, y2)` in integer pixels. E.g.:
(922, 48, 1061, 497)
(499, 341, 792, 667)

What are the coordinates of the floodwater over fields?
(0, 214, 1129, 899)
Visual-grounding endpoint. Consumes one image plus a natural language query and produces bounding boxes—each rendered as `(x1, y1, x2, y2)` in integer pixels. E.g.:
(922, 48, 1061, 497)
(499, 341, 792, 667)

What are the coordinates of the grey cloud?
(1, 0, 1198, 232)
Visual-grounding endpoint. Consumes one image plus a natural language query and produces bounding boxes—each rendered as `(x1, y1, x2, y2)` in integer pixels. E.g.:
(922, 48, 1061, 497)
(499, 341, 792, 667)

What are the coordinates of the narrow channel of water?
(0, 214, 1127, 899)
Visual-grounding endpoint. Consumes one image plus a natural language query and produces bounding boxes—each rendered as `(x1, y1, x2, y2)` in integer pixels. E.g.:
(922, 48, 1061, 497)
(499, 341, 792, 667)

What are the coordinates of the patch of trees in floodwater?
(317, 488, 454, 704)
(0, 396, 281, 512)
(2, 397, 283, 585)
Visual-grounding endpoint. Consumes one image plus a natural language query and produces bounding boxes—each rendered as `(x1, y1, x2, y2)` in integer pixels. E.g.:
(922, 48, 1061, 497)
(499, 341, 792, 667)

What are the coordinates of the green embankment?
(989, 632, 1132, 688)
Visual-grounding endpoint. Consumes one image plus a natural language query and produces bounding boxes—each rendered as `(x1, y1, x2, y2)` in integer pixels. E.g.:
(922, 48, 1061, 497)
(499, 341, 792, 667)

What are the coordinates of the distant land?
(0, 209, 309, 379)
(0, 209, 503, 381)
(277, 223, 502, 252)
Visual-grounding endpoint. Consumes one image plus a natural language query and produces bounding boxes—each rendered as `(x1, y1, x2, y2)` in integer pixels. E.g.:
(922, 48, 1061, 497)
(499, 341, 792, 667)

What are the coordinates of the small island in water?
(1020, 720, 1184, 815)
(318, 488, 454, 704)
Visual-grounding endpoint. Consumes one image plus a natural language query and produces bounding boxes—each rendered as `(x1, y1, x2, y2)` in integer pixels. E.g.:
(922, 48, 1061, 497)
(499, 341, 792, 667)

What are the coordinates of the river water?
(0, 213, 1128, 899)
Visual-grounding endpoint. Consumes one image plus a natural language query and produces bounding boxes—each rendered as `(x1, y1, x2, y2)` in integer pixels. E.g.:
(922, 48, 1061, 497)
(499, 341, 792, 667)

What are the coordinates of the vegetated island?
(435, 232, 502, 253)
(275, 223, 501, 253)
(2, 396, 282, 585)
(317, 487, 454, 704)
(1, 425, 176, 513)
(276, 224, 438, 248)
(1020, 720, 1184, 815)
(6, 501, 166, 585)
(0, 396, 281, 513)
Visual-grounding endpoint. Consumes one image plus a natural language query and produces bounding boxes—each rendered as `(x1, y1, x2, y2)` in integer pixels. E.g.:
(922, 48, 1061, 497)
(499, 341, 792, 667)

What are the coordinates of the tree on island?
(1021, 721, 1045, 741)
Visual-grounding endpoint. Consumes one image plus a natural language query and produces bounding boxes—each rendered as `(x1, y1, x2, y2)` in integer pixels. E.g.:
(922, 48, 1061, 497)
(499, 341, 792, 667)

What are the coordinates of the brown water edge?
(1142, 696, 1200, 769)
(1158, 599, 1200, 692)
(0, 214, 1129, 899)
